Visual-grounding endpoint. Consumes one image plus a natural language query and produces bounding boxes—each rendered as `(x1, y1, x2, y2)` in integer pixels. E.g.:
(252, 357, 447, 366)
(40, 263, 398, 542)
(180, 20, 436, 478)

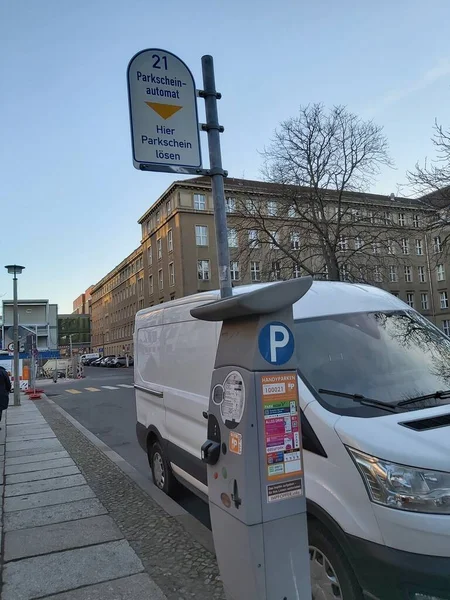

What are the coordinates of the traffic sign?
(127, 49, 202, 173)
(258, 321, 295, 365)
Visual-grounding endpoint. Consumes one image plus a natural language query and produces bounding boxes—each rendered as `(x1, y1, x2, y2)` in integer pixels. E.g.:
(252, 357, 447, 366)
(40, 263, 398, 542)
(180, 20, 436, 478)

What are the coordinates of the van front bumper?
(348, 534, 450, 600)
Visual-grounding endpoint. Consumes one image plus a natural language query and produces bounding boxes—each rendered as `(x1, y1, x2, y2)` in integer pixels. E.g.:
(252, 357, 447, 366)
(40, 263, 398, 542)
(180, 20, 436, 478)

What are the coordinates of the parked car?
(81, 353, 100, 365)
(135, 280, 450, 600)
(91, 357, 105, 366)
(101, 356, 115, 367)
(108, 356, 134, 368)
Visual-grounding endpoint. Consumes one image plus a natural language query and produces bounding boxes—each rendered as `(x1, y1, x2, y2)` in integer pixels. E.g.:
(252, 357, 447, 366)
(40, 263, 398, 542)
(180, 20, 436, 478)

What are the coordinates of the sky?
(1, 0, 450, 313)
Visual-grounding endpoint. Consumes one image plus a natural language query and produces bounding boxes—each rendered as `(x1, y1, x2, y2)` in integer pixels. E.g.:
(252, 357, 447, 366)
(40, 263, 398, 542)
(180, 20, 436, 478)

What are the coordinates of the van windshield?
(294, 310, 450, 415)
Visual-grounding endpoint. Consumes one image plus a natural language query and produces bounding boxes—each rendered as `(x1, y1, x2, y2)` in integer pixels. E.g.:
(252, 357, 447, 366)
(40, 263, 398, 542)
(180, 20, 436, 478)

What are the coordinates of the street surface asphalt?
(39, 366, 211, 528)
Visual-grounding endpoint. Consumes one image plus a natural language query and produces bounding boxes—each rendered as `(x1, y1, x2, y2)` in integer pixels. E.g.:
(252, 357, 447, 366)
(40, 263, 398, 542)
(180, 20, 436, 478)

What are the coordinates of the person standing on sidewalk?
(0, 364, 12, 429)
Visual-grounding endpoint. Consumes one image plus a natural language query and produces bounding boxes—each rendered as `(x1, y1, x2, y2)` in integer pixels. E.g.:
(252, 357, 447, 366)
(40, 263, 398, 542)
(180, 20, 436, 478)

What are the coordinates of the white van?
(135, 281, 450, 600)
(80, 353, 100, 364)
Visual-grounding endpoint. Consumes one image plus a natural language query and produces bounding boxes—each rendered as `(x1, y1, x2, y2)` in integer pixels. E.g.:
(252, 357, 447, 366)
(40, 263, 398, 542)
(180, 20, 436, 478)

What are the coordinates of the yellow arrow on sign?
(145, 102, 183, 120)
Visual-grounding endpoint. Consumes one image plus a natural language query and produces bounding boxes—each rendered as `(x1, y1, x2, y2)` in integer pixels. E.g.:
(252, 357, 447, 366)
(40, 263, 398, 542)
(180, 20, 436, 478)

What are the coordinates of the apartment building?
(90, 247, 144, 355)
(89, 177, 450, 352)
(72, 286, 93, 315)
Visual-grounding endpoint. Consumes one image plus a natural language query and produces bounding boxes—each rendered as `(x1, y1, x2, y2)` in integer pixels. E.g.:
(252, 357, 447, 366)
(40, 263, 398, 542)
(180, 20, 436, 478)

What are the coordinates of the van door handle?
(202, 411, 208, 420)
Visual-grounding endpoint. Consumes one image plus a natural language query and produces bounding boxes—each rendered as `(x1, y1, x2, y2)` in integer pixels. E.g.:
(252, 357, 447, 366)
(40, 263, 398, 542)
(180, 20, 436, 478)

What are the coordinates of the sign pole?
(201, 56, 232, 299)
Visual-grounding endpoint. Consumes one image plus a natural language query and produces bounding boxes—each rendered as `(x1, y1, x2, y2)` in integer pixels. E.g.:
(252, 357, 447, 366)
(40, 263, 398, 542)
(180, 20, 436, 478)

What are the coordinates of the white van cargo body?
(135, 281, 450, 600)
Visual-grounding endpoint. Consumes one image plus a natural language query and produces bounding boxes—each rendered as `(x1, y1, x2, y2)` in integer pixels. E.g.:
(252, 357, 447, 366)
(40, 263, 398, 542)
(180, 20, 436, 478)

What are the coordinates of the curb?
(39, 395, 215, 554)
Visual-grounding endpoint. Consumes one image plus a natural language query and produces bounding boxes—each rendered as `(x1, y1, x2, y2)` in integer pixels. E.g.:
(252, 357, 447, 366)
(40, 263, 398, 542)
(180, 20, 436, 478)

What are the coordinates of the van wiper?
(394, 389, 450, 408)
(318, 388, 398, 413)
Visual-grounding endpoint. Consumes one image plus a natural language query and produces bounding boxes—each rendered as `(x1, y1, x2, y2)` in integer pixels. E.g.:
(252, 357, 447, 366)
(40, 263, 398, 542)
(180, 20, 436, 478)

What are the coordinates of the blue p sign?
(258, 321, 295, 365)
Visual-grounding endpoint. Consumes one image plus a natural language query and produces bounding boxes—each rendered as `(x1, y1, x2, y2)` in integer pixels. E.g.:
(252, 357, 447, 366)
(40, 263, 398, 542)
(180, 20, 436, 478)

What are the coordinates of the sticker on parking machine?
(267, 479, 303, 503)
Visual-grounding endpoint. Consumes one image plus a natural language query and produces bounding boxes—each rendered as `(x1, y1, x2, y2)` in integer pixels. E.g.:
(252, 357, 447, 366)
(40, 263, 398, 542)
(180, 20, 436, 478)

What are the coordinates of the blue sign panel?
(258, 321, 295, 366)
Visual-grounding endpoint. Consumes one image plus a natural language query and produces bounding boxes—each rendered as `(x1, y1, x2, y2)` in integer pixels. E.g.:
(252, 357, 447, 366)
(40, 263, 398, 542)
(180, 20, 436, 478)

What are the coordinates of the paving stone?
(6, 465, 80, 484)
(5, 457, 75, 475)
(5, 473, 86, 497)
(6, 444, 65, 458)
(4, 514, 123, 561)
(6, 450, 69, 466)
(4, 497, 107, 531)
(47, 573, 167, 600)
(6, 438, 63, 452)
(7, 433, 56, 442)
(4, 485, 95, 512)
(35, 400, 226, 600)
(2, 539, 144, 600)
(6, 418, 47, 426)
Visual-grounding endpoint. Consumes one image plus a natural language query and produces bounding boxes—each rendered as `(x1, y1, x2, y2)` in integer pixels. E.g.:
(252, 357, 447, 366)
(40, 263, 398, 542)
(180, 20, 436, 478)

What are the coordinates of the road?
(39, 366, 211, 528)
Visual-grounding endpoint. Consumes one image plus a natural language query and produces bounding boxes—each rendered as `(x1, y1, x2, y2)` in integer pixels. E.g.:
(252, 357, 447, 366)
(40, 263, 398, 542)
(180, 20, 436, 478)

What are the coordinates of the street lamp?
(4, 265, 25, 406)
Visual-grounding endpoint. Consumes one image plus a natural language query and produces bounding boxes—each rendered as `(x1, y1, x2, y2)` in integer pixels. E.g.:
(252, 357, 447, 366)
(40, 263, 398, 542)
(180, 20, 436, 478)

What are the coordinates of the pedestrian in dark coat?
(0, 365, 12, 428)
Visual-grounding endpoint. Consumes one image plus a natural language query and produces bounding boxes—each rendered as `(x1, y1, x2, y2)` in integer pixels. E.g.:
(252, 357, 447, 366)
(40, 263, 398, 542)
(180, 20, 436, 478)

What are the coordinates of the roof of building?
(137, 176, 429, 224)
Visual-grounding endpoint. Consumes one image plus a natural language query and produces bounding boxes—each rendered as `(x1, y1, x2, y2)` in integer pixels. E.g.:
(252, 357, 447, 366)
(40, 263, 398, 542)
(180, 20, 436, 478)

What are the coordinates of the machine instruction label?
(261, 373, 303, 483)
(267, 479, 303, 503)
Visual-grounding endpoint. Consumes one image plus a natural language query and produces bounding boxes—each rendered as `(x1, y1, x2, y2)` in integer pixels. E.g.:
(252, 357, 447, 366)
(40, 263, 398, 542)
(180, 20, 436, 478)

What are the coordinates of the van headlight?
(348, 448, 450, 514)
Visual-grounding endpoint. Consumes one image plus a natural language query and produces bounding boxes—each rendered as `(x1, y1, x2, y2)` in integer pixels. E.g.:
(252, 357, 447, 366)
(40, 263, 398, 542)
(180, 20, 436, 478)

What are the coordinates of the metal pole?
(12, 275, 20, 406)
(201, 55, 232, 299)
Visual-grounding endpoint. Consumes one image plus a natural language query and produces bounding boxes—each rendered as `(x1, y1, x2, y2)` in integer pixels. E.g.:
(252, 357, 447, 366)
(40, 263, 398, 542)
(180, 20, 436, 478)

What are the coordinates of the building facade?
(58, 314, 91, 356)
(1, 299, 58, 351)
(90, 247, 144, 355)
(73, 286, 93, 314)
(89, 177, 450, 353)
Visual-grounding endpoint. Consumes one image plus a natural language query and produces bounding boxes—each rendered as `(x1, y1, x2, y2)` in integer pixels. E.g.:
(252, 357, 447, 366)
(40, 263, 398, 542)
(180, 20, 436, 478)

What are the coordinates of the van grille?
(400, 413, 450, 431)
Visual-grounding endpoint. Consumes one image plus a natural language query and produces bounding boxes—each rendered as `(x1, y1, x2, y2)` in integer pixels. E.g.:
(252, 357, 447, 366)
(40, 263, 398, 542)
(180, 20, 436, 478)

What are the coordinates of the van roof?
(137, 280, 408, 320)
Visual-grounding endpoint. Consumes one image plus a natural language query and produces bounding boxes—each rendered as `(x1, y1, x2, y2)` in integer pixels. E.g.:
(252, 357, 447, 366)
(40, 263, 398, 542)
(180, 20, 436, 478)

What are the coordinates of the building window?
(272, 261, 281, 280)
(389, 265, 398, 282)
(293, 263, 301, 278)
(351, 208, 361, 221)
(248, 230, 259, 248)
(156, 210, 160, 225)
(168, 229, 173, 253)
(440, 291, 448, 309)
(401, 238, 409, 255)
(169, 262, 175, 287)
(404, 266, 412, 283)
(157, 238, 162, 259)
(443, 320, 450, 336)
(355, 236, 363, 250)
(166, 198, 173, 214)
(270, 231, 280, 249)
(398, 213, 405, 226)
(374, 266, 383, 282)
(391, 292, 399, 297)
(367, 211, 374, 224)
(434, 236, 442, 253)
(341, 264, 349, 281)
(230, 261, 240, 281)
(372, 242, 380, 255)
(413, 214, 420, 228)
(421, 293, 429, 310)
(288, 205, 296, 218)
(437, 264, 445, 282)
(195, 225, 208, 246)
(383, 211, 390, 225)
(418, 266, 426, 283)
(388, 240, 395, 255)
(228, 228, 238, 248)
(158, 269, 163, 290)
(290, 232, 300, 250)
(406, 293, 414, 308)
(415, 239, 423, 255)
(194, 194, 206, 210)
(226, 197, 236, 213)
(138, 278, 143, 296)
(267, 201, 277, 216)
(322, 265, 329, 280)
(338, 236, 348, 251)
(197, 260, 210, 281)
(250, 261, 261, 282)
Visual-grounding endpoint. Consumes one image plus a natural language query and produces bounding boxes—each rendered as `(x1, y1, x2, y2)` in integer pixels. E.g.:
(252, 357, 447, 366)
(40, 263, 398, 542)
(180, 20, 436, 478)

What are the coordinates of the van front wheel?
(148, 441, 178, 497)
(309, 520, 363, 600)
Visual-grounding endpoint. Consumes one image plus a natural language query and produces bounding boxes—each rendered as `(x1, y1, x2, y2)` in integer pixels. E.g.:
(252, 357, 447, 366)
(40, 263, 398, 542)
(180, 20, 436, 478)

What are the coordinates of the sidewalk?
(0, 395, 224, 600)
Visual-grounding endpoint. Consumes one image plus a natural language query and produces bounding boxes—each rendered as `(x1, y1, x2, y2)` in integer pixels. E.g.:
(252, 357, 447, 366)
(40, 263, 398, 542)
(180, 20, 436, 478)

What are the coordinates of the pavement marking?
(101, 386, 120, 390)
(117, 384, 134, 389)
(84, 387, 101, 392)
(65, 389, 82, 394)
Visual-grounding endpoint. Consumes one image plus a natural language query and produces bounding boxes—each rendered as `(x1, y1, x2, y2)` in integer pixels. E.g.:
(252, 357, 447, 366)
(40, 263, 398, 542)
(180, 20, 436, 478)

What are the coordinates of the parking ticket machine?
(191, 277, 313, 600)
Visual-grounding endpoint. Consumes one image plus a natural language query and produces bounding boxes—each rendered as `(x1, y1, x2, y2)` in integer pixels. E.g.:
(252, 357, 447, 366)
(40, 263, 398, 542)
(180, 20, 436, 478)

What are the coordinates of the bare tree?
(229, 104, 413, 284)
(406, 120, 450, 255)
